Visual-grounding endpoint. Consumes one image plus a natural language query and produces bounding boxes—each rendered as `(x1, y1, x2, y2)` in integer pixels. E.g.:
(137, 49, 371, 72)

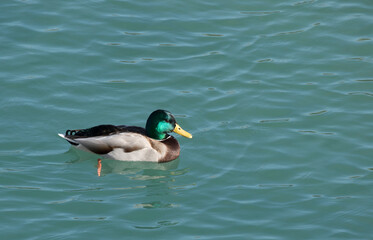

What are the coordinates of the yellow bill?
(173, 123, 192, 138)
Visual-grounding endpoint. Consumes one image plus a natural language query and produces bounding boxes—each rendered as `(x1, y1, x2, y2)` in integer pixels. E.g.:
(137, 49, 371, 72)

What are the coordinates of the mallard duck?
(58, 109, 192, 163)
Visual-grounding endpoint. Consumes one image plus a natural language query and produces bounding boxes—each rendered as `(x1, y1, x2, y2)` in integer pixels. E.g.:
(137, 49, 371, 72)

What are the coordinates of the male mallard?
(58, 109, 192, 163)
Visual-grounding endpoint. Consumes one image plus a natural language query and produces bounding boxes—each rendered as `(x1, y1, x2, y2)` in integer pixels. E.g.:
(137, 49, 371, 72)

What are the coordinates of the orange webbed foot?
(97, 159, 102, 177)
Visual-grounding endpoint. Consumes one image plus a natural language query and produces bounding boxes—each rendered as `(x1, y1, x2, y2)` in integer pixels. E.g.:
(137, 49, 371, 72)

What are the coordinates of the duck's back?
(66, 125, 146, 139)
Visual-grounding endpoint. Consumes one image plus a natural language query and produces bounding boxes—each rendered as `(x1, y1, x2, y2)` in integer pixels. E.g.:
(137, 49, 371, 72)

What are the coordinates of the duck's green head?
(146, 109, 192, 140)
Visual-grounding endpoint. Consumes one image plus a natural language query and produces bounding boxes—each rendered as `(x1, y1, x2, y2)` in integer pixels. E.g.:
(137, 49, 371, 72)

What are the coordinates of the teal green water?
(1, 0, 373, 239)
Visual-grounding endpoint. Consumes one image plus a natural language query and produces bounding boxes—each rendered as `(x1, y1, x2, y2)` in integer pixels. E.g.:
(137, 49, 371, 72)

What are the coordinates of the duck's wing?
(64, 124, 146, 139)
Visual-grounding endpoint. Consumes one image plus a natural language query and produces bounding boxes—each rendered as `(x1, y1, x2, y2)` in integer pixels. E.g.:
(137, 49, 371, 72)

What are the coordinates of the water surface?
(1, 0, 373, 239)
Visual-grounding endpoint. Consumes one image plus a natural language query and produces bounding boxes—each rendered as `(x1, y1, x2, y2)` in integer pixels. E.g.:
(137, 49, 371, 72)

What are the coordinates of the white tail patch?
(58, 133, 79, 145)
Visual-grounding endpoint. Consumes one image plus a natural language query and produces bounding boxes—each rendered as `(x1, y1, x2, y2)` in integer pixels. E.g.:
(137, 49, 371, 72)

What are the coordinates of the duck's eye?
(165, 119, 170, 123)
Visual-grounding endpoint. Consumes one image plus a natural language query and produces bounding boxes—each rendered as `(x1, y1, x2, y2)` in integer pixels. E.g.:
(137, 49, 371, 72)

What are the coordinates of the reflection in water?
(63, 146, 191, 225)
(134, 220, 179, 229)
(101, 158, 180, 176)
(134, 201, 178, 209)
